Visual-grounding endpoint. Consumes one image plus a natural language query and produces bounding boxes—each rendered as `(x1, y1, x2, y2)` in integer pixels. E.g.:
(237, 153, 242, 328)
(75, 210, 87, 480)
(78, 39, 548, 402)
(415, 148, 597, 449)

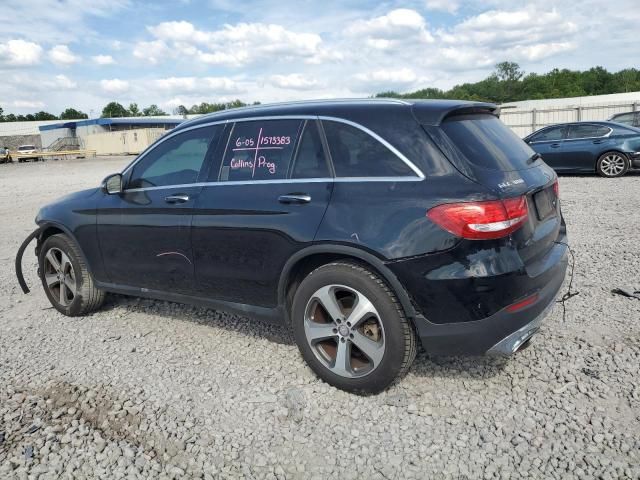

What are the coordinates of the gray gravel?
(1, 157, 639, 479)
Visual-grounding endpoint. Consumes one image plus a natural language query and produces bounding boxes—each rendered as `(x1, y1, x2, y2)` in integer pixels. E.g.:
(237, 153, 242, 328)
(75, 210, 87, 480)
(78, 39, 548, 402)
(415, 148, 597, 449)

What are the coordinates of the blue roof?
(39, 117, 184, 131)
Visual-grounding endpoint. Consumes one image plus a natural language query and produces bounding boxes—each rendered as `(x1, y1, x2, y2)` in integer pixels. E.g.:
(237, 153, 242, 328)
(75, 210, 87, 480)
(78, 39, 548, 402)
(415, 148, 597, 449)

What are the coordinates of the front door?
(97, 124, 221, 293)
(191, 118, 333, 307)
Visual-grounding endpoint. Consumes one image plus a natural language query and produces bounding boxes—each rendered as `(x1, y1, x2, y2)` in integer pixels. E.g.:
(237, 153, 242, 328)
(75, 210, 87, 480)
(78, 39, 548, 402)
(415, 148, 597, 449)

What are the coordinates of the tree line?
(0, 64, 638, 123)
(376, 63, 640, 104)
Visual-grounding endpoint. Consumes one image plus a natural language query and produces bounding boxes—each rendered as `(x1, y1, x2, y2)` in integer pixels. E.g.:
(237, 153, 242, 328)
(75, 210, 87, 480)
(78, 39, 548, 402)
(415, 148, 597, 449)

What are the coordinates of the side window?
(291, 121, 330, 179)
(567, 124, 610, 139)
(322, 120, 415, 177)
(530, 126, 565, 142)
(129, 126, 218, 188)
(612, 113, 635, 125)
(220, 120, 302, 181)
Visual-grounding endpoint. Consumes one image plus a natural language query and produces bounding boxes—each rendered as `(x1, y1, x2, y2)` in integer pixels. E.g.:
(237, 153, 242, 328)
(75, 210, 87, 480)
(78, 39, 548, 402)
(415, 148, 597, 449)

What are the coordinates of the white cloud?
(346, 9, 433, 49)
(425, 0, 459, 14)
(142, 20, 323, 67)
(352, 68, 419, 90)
(48, 45, 80, 65)
(0, 39, 43, 66)
(100, 78, 129, 94)
(53, 74, 77, 89)
(153, 76, 244, 95)
(92, 54, 115, 65)
(12, 100, 45, 108)
(132, 40, 170, 64)
(270, 74, 319, 90)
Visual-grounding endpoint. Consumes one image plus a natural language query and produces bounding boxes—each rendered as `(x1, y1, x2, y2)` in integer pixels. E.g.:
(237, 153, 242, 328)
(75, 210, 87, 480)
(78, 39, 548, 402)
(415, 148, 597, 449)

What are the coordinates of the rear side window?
(567, 124, 610, 139)
(220, 120, 302, 181)
(530, 126, 566, 142)
(291, 121, 330, 179)
(439, 114, 534, 171)
(322, 120, 415, 177)
(129, 126, 218, 188)
(612, 113, 635, 125)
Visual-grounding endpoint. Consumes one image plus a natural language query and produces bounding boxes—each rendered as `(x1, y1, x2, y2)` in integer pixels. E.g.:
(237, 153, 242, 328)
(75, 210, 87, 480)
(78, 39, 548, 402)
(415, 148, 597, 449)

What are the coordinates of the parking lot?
(0, 156, 638, 479)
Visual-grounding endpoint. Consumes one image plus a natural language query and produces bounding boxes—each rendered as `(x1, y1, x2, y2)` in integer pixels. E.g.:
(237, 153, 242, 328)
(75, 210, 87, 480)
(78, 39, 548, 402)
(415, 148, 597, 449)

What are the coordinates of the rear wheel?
(597, 151, 628, 178)
(39, 234, 105, 316)
(291, 261, 416, 394)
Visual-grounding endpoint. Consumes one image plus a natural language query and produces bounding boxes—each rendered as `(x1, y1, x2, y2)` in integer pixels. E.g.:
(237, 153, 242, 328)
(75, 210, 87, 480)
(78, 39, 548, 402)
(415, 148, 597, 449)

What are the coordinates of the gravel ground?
(0, 156, 639, 480)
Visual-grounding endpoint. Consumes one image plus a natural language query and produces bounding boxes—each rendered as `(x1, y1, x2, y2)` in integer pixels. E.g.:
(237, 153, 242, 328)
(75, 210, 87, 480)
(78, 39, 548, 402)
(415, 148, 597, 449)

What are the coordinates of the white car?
(16, 145, 42, 162)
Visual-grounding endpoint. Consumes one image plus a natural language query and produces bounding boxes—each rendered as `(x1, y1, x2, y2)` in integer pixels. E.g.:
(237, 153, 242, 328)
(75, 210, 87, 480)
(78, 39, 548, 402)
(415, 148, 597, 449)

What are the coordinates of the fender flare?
(277, 244, 417, 321)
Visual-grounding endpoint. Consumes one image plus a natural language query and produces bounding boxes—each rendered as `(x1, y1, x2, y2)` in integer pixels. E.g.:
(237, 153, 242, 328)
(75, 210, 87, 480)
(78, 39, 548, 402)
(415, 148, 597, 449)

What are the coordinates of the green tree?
(142, 104, 167, 116)
(60, 108, 88, 119)
(34, 111, 58, 121)
(101, 102, 129, 118)
(128, 103, 142, 116)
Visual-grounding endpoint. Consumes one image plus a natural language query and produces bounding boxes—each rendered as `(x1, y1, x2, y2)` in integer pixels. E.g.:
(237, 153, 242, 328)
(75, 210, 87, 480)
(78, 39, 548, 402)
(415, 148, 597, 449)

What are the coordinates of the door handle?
(165, 194, 190, 204)
(592, 139, 604, 144)
(278, 194, 311, 204)
(550, 143, 561, 148)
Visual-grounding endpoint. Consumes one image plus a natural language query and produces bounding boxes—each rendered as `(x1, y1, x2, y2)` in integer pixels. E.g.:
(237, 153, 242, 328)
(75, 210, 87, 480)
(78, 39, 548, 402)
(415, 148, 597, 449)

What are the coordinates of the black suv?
(16, 99, 568, 393)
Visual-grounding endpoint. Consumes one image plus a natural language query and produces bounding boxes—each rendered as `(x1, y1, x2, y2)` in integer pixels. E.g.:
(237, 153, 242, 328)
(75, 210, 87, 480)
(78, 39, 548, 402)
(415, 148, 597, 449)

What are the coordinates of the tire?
(596, 151, 629, 178)
(38, 234, 105, 316)
(291, 261, 417, 394)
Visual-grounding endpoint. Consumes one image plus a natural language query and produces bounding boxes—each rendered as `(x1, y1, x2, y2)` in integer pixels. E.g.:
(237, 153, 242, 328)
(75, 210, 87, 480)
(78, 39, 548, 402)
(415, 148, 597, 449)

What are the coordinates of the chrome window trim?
(564, 126, 613, 142)
(123, 176, 422, 193)
(120, 114, 425, 187)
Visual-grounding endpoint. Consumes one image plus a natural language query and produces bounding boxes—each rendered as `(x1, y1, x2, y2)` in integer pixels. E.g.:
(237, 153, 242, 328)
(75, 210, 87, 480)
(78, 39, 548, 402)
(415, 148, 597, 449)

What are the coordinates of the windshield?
(440, 114, 535, 171)
(18, 146, 36, 151)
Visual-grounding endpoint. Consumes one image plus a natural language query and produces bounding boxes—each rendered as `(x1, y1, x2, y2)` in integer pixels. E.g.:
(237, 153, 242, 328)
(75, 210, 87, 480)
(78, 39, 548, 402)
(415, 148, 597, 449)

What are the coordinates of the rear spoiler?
(412, 101, 499, 126)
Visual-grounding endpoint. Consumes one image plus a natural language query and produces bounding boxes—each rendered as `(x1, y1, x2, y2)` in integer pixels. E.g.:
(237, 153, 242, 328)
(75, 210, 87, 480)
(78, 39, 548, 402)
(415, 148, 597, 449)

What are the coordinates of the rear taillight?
(552, 180, 559, 198)
(427, 196, 529, 240)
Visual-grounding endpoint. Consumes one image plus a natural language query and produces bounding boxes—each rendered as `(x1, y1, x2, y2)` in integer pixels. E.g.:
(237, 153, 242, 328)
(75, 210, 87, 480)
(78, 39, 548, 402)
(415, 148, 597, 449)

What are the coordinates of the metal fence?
(500, 101, 640, 138)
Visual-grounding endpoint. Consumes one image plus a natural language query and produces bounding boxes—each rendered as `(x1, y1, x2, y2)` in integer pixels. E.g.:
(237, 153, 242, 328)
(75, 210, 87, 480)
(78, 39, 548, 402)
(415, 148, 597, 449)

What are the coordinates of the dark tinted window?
(220, 120, 302, 181)
(567, 124, 610, 139)
(291, 121, 330, 179)
(612, 113, 635, 125)
(530, 126, 566, 142)
(322, 121, 414, 177)
(129, 126, 217, 188)
(440, 114, 534, 171)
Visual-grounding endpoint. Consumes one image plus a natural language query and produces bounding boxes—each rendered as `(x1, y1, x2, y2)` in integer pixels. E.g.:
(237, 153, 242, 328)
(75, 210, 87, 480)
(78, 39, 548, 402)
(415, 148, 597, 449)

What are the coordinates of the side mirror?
(102, 173, 123, 194)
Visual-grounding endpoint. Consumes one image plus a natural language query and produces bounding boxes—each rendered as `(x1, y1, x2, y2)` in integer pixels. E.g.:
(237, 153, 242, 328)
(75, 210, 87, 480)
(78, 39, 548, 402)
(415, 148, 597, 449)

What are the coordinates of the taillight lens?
(427, 196, 529, 240)
(552, 180, 559, 198)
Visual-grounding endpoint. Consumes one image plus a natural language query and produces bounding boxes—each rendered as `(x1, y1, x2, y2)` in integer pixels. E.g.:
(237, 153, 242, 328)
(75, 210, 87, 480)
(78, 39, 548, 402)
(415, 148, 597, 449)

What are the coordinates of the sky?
(0, 0, 638, 116)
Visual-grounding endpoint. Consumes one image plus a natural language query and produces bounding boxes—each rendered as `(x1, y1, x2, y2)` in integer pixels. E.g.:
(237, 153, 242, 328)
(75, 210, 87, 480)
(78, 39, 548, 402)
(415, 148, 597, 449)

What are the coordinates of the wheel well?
(37, 226, 65, 254)
(282, 252, 413, 325)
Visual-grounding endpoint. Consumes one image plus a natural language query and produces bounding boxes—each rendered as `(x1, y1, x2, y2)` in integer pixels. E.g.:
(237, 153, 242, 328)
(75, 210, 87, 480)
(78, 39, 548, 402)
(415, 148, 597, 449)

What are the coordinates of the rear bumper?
(410, 243, 568, 355)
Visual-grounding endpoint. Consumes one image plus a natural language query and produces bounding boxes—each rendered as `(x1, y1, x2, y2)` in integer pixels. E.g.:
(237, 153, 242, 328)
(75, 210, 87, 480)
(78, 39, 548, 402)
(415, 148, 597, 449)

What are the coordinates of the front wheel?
(291, 261, 417, 394)
(39, 234, 105, 316)
(597, 151, 628, 178)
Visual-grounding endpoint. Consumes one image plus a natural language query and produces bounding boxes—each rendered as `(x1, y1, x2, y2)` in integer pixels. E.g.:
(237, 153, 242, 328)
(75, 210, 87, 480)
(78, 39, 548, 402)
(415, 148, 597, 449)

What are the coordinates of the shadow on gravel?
(101, 294, 296, 346)
(100, 294, 510, 380)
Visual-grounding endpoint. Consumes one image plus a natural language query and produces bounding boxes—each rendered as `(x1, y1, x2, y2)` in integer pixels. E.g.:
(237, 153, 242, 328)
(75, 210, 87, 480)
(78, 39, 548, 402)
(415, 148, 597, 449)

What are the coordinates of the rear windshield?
(18, 145, 36, 150)
(440, 114, 534, 171)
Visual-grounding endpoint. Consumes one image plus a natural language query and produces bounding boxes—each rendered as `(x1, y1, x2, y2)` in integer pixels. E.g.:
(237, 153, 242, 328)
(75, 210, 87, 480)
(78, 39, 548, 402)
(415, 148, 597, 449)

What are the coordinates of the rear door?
(191, 118, 333, 307)
(563, 124, 613, 171)
(526, 126, 567, 170)
(97, 125, 221, 293)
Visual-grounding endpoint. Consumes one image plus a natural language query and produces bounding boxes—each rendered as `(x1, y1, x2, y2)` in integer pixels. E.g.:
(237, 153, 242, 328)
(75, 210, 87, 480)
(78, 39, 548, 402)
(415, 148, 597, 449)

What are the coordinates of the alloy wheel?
(303, 284, 385, 378)
(43, 247, 76, 307)
(600, 153, 626, 177)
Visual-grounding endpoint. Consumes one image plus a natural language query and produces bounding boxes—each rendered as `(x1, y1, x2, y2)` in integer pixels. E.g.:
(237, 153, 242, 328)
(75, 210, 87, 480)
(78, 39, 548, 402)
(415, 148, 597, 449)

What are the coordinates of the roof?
(39, 116, 186, 132)
(0, 119, 85, 136)
(501, 91, 640, 110)
(176, 98, 498, 131)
